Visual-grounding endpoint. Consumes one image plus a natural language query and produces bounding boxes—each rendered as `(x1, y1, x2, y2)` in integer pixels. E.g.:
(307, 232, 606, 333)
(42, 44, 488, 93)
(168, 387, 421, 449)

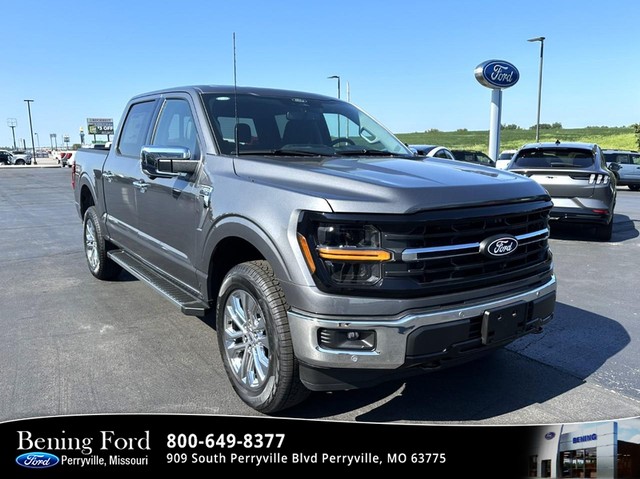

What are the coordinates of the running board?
(107, 250, 209, 316)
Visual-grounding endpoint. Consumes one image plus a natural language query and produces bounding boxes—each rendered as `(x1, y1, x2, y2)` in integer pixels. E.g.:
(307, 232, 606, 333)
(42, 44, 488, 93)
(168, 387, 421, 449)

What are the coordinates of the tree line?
(501, 122, 563, 130)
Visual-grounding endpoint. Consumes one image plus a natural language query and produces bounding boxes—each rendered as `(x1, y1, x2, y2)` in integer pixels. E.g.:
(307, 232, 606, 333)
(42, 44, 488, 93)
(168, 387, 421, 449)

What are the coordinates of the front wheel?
(216, 260, 309, 413)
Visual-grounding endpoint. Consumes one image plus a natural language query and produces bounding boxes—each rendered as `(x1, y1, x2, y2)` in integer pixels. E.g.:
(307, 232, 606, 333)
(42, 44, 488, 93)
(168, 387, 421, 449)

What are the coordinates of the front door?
(134, 97, 203, 292)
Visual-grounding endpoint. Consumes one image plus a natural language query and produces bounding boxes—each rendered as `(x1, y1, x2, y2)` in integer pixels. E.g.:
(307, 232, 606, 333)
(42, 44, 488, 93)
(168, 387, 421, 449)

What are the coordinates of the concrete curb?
(0, 160, 65, 169)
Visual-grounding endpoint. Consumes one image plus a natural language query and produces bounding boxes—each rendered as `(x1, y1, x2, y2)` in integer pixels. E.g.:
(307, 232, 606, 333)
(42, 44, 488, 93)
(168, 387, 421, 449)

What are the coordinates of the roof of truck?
(131, 85, 338, 102)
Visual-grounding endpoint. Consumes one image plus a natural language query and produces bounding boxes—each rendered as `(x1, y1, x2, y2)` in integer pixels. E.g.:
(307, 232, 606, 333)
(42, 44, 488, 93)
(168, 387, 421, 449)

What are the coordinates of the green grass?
(396, 127, 638, 152)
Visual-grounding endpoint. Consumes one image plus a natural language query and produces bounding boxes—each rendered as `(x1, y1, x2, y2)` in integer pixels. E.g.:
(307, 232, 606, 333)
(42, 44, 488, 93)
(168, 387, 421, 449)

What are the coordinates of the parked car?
(0, 150, 15, 165)
(507, 141, 616, 241)
(496, 149, 516, 169)
(408, 144, 456, 160)
(9, 150, 32, 165)
(65, 151, 76, 168)
(56, 151, 76, 167)
(603, 149, 640, 191)
(451, 150, 496, 167)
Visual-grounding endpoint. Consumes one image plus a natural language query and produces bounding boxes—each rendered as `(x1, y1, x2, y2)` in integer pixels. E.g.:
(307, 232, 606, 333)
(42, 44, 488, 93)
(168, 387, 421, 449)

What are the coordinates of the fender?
(198, 215, 295, 293)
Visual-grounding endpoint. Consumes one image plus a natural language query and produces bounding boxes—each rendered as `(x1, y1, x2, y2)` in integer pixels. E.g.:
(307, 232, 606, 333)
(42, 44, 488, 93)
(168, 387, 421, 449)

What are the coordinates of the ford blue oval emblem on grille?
(545, 432, 556, 440)
(480, 235, 519, 258)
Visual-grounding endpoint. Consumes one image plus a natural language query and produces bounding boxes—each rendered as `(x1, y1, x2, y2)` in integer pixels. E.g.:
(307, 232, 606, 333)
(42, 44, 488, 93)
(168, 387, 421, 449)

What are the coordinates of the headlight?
(297, 221, 391, 287)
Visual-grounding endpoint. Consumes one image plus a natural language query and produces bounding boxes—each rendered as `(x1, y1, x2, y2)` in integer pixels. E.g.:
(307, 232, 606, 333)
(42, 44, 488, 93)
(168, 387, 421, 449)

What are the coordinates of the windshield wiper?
(335, 149, 410, 157)
(237, 148, 334, 157)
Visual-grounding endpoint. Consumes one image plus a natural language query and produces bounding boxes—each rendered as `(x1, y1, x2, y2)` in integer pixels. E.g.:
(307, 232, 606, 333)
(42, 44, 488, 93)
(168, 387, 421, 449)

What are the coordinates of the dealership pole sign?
(474, 60, 520, 89)
(474, 60, 520, 162)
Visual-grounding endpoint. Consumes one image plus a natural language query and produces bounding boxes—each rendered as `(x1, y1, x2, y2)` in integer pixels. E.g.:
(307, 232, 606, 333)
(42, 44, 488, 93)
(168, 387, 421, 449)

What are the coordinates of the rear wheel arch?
(80, 184, 95, 217)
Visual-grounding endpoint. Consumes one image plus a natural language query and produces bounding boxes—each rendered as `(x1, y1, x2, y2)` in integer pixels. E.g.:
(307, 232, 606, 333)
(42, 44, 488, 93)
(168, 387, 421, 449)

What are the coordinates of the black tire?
(16, 159, 25, 165)
(628, 185, 640, 191)
(216, 260, 309, 413)
(83, 206, 122, 280)
(594, 221, 613, 242)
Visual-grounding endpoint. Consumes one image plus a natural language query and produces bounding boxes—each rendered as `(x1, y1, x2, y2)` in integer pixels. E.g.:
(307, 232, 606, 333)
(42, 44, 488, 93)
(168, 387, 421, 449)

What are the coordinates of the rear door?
(103, 100, 157, 252)
(615, 153, 640, 184)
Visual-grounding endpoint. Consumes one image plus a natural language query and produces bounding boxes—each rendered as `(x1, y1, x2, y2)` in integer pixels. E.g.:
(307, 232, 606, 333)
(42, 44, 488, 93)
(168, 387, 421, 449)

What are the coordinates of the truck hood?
(233, 155, 549, 214)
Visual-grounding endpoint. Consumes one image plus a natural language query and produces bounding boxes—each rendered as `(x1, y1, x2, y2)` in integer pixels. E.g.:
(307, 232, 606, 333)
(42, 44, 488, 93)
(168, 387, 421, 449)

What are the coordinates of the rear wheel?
(216, 260, 309, 413)
(83, 206, 122, 280)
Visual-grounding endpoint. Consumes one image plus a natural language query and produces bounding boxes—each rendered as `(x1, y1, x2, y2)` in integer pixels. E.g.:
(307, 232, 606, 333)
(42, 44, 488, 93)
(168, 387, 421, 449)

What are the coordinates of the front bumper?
(287, 275, 556, 387)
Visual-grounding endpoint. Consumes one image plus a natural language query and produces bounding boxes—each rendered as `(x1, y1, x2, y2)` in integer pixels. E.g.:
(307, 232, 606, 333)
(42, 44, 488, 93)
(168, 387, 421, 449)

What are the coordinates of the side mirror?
(141, 146, 198, 178)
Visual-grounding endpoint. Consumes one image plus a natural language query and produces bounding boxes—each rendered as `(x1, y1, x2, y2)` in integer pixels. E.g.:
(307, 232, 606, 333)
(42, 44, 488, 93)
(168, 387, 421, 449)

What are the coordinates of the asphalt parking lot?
(1, 167, 639, 425)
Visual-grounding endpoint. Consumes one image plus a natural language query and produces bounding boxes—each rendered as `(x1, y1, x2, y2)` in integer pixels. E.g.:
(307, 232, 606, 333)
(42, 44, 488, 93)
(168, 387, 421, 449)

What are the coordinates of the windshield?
(201, 92, 413, 158)
(512, 147, 595, 168)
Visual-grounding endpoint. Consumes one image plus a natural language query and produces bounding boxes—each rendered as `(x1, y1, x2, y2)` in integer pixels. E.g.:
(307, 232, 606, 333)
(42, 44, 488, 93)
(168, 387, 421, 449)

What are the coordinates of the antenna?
(233, 32, 239, 156)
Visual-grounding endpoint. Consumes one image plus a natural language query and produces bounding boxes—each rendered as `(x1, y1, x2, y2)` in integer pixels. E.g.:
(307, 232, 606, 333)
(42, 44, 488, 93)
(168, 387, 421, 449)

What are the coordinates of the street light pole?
(528, 36, 545, 143)
(24, 99, 37, 165)
(327, 75, 341, 99)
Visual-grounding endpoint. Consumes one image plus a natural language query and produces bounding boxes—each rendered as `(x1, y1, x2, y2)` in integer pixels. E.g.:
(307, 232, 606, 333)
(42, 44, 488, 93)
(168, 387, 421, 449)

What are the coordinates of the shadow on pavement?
(549, 213, 638, 242)
(279, 302, 629, 422)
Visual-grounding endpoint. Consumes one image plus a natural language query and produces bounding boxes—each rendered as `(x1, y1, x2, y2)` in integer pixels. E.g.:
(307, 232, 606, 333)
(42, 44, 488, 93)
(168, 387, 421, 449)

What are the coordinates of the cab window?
(152, 99, 200, 158)
(117, 101, 156, 158)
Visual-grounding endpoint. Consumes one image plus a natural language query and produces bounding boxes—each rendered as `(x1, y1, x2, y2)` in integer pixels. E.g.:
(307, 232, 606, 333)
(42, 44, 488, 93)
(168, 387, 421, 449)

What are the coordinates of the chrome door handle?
(102, 171, 114, 182)
(132, 180, 149, 192)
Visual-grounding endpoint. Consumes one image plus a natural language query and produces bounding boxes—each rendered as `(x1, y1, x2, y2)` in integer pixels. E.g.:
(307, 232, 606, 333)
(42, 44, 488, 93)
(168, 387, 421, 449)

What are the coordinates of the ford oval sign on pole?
(474, 60, 520, 163)
(474, 60, 520, 89)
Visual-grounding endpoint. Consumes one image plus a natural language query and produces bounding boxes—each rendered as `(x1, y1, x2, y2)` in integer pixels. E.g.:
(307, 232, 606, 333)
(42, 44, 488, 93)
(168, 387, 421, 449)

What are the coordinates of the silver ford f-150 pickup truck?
(73, 85, 556, 413)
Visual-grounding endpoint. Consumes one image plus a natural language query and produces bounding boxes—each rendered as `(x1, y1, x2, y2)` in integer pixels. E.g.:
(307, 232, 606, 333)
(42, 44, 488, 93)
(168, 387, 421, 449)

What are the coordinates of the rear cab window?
(117, 101, 156, 158)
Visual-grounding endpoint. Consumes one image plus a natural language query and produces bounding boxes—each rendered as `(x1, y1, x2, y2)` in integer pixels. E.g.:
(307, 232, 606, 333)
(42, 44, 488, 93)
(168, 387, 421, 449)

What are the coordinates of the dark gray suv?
(507, 142, 616, 241)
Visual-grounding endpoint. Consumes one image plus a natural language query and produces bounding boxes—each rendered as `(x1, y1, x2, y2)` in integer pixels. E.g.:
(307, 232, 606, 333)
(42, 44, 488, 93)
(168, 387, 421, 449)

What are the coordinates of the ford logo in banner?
(16, 452, 60, 469)
(480, 235, 519, 258)
(474, 60, 520, 89)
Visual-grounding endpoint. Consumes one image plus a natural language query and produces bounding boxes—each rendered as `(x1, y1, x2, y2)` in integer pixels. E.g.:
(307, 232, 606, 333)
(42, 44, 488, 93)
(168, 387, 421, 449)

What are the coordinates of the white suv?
(8, 150, 32, 165)
(603, 149, 640, 191)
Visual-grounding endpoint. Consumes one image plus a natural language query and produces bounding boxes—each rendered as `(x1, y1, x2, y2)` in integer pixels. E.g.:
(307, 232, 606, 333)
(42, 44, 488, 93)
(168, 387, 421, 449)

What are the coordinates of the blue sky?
(2, 0, 639, 148)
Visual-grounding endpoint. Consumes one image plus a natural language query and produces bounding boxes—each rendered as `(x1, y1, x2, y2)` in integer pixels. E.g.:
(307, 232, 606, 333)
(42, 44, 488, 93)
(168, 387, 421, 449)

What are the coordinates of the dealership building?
(528, 421, 640, 478)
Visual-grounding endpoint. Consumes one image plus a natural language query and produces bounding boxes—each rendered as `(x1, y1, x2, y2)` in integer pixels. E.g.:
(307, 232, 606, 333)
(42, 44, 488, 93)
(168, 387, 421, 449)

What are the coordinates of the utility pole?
(24, 100, 37, 165)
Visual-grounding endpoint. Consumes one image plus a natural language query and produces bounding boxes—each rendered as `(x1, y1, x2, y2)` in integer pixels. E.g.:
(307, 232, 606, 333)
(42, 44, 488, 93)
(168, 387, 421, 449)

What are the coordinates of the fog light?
(318, 328, 376, 351)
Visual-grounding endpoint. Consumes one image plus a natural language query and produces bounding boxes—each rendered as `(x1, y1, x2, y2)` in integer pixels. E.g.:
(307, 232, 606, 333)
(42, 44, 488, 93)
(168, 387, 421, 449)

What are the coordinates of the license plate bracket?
(481, 302, 527, 345)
